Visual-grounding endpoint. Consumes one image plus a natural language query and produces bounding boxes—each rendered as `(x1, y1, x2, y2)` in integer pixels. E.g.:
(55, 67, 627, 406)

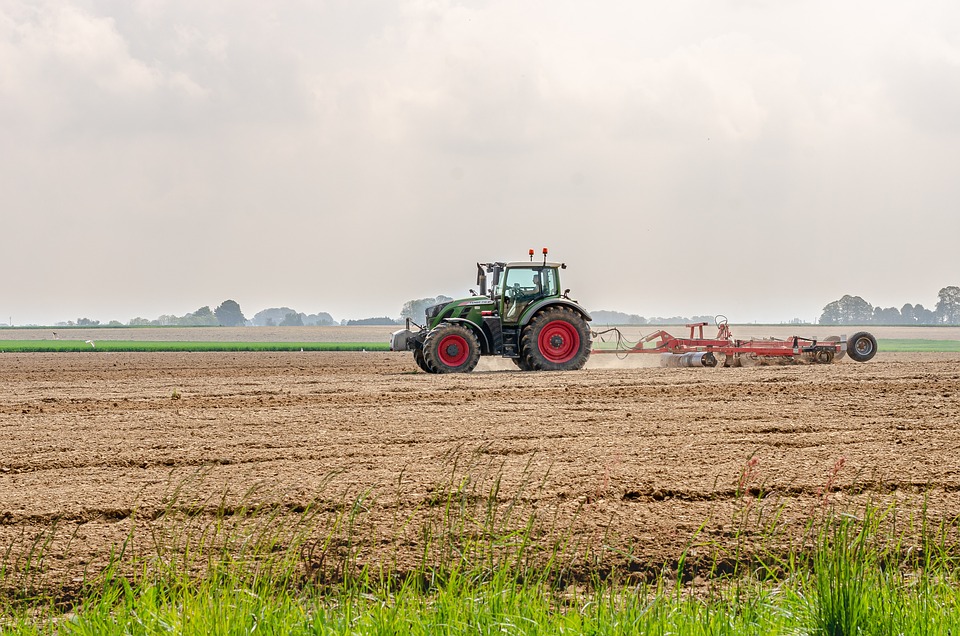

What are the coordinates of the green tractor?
(390, 249, 592, 373)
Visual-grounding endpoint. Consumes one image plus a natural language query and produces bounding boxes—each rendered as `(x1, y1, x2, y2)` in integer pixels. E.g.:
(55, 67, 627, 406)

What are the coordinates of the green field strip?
(875, 339, 960, 352)
(0, 340, 391, 353)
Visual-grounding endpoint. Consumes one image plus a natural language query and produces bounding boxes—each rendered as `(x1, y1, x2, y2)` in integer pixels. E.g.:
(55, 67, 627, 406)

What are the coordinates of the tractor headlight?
(425, 302, 450, 321)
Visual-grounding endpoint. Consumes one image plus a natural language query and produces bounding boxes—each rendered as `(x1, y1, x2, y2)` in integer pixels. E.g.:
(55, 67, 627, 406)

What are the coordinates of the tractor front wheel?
(512, 356, 534, 371)
(520, 307, 591, 371)
(422, 323, 481, 373)
(413, 348, 437, 373)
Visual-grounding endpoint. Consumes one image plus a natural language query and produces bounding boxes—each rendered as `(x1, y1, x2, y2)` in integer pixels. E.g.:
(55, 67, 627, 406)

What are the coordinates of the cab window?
(501, 267, 557, 322)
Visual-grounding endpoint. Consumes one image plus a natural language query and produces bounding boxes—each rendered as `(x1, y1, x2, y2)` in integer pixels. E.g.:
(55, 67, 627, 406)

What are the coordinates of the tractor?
(390, 249, 592, 373)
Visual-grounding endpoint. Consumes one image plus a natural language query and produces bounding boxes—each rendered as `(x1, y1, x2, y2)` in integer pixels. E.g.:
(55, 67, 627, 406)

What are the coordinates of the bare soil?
(1, 349, 959, 593)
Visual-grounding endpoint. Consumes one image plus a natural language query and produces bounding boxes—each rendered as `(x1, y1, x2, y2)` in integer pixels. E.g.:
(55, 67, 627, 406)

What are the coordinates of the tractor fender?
(439, 318, 491, 353)
(519, 299, 592, 327)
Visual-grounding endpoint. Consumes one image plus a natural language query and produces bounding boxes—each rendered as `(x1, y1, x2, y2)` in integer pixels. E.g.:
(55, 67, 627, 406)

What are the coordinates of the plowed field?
(2, 348, 959, 592)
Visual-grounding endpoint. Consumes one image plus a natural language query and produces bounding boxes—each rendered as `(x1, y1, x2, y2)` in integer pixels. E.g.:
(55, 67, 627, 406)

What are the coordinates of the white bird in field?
(84, 340, 95, 348)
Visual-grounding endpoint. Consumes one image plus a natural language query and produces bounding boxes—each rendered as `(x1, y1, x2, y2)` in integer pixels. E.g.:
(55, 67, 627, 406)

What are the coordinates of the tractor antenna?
(528, 249, 534, 262)
(542, 247, 548, 265)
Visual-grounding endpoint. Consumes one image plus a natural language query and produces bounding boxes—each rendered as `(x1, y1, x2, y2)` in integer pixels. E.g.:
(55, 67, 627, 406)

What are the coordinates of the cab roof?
(505, 261, 564, 268)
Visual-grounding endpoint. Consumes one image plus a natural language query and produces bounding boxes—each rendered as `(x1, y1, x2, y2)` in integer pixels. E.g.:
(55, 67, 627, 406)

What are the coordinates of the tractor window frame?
(500, 266, 558, 323)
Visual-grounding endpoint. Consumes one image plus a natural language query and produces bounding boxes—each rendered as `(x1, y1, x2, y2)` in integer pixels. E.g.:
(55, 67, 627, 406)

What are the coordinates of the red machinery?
(591, 317, 878, 367)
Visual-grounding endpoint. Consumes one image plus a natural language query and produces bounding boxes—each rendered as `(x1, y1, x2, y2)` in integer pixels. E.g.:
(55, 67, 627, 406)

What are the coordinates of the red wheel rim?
(437, 334, 469, 367)
(538, 320, 580, 363)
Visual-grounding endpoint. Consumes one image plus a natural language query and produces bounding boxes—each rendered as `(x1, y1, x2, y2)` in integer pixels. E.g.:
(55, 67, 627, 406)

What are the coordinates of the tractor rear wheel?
(413, 348, 436, 373)
(422, 323, 481, 373)
(846, 331, 878, 362)
(520, 307, 591, 371)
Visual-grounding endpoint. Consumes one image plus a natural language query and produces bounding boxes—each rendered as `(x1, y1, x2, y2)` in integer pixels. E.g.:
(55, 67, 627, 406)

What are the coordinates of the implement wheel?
(824, 336, 845, 360)
(520, 307, 591, 371)
(422, 323, 481, 373)
(813, 349, 835, 364)
(846, 331, 878, 363)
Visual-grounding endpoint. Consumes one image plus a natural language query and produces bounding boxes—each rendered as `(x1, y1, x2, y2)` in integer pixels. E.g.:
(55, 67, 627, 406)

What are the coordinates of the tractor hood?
(426, 296, 496, 326)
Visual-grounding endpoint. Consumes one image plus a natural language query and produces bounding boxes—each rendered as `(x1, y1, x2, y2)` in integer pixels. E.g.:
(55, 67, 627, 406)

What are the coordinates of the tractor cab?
(476, 249, 566, 326)
(497, 264, 561, 324)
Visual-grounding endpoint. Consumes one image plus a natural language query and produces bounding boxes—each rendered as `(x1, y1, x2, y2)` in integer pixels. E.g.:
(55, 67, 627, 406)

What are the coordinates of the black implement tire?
(824, 336, 845, 360)
(413, 348, 437, 373)
(846, 331, 878, 363)
(422, 323, 481, 373)
(520, 306, 591, 371)
(813, 349, 835, 364)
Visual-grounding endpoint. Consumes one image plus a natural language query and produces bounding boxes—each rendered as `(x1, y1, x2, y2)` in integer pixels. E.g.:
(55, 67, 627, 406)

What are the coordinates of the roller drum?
(659, 352, 717, 367)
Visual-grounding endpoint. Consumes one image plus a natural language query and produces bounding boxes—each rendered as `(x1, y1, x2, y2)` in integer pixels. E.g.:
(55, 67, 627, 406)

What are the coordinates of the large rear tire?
(520, 307, 591, 371)
(846, 331, 878, 362)
(422, 323, 481, 373)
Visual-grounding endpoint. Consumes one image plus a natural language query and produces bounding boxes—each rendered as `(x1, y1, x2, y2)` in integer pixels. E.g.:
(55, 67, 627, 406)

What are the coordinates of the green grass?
(7, 506, 960, 634)
(4, 459, 960, 635)
(876, 339, 960, 352)
(0, 340, 390, 352)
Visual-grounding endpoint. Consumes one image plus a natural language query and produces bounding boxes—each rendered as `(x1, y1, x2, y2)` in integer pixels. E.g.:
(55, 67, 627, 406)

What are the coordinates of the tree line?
(819, 286, 960, 325)
(52, 286, 960, 329)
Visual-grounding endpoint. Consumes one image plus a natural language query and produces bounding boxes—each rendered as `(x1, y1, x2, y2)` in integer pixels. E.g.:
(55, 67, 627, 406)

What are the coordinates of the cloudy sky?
(2, 0, 958, 325)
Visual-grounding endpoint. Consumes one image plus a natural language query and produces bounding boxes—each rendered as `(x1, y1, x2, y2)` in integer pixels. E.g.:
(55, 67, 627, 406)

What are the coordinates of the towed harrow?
(591, 316, 878, 367)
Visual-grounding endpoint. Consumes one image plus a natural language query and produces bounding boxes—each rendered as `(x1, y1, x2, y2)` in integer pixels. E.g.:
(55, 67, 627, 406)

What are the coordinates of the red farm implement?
(591, 317, 878, 367)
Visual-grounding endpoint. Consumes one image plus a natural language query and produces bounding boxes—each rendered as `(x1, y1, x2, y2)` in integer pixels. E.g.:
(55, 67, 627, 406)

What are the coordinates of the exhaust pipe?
(659, 352, 718, 368)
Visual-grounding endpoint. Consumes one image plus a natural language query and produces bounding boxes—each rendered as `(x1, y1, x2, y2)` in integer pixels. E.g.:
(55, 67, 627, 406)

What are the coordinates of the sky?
(2, 0, 959, 326)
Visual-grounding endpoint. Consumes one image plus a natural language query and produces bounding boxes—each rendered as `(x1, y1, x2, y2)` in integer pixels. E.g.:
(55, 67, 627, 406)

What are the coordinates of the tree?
(215, 300, 247, 326)
(279, 311, 304, 327)
(819, 295, 874, 325)
(346, 317, 402, 326)
(935, 286, 960, 324)
(180, 306, 218, 326)
(303, 312, 336, 326)
(914, 304, 936, 325)
(400, 296, 453, 322)
(872, 306, 902, 325)
(591, 310, 647, 325)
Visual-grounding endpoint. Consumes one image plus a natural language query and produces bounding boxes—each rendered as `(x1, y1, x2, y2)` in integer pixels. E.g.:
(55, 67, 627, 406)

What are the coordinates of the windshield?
(501, 266, 558, 322)
(503, 267, 558, 296)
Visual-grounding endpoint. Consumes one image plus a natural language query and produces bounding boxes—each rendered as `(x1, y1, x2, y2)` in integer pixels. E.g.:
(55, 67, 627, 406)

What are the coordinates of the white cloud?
(2, 0, 960, 324)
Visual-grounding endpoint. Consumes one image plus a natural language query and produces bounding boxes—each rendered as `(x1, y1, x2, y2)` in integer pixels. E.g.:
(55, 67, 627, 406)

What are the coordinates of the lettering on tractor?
(390, 248, 592, 373)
